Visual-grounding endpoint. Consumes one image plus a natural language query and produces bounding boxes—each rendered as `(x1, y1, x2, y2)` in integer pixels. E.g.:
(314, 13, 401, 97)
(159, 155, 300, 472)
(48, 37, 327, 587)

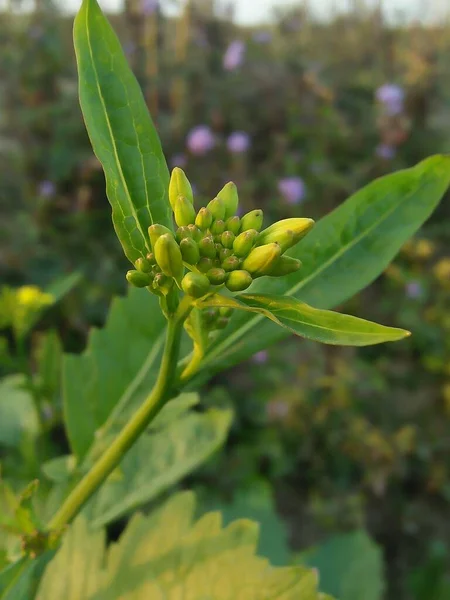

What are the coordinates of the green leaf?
(201, 155, 450, 369)
(1, 554, 53, 600)
(34, 330, 62, 403)
(299, 530, 385, 600)
(74, 0, 172, 264)
(0, 375, 39, 448)
(198, 293, 409, 346)
(37, 492, 330, 599)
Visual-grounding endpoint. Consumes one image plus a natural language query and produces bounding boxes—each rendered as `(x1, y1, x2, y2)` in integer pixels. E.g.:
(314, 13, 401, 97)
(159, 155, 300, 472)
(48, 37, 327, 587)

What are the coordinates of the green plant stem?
(46, 297, 192, 532)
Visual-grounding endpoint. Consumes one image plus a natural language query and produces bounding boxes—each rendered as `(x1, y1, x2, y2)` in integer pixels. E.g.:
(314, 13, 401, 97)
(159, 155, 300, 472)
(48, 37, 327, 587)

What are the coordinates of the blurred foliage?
(1, 0, 450, 598)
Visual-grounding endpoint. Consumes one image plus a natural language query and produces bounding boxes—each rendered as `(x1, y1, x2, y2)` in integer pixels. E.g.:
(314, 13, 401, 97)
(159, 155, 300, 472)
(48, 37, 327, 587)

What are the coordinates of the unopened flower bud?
(242, 242, 281, 277)
(180, 237, 200, 264)
(233, 229, 258, 257)
(202, 307, 219, 325)
(126, 269, 152, 288)
(226, 270, 253, 291)
(197, 257, 214, 273)
(176, 226, 192, 243)
(195, 207, 213, 230)
(240, 209, 263, 232)
(146, 252, 157, 265)
(206, 197, 226, 221)
(219, 247, 232, 262)
(154, 233, 184, 283)
(207, 267, 227, 285)
(181, 272, 210, 298)
(222, 255, 241, 272)
(187, 224, 202, 241)
(153, 272, 174, 295)
(211, 219, 226, 236)
(148, 224, 173, 250)
(258, 218, 314, 248)
(221, 230, 235, 249)
(217, 182, 239, 219)
(135, 257, 152, 273)
(169, 167, 193, 209)
(174, 195, 196, 227)
(268, 255, 302, 276)
(225, 216, 241, 235)
(215, 317, 229, 329)
(199, 236, 217, 259)
(219, 307, 233, 317)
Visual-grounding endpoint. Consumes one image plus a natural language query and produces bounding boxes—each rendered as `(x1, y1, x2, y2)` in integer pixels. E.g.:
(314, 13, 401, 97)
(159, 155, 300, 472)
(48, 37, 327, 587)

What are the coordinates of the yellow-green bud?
(148, 224, 173, 250)
(176, 226, 192, 243)
(221, 230, 235, 249)
(258, 218, 314, 248)
(197, 257, 214, 273)
(226, 270, 253, 291)
(219, 307, 233, 317)
(169, 167, 193, 209)
(126, 270, 152, 288)
(146, 252, 157, 265)
(181, 272, 210, 298)
(207, 268, 227, 285)
(199, 236, 217, 259)
(180, 237, 200, 264)
(211, 219, 226, 236)
(219, 247, 232, 262)
(195, 207, 213, 230)
(187, 224, 202, 241)
(222, 255, 241, 272)
(217, 182, 239, 219)
(225, 216, 241, 235)
(240, 209, 263, 232)
(154, 233, 184, 283)
(242, 242, 281, 277)
(174, 195, 196, 227)
(206, 197, 226, 221)
(202, 307, 219, 325)
(153, 272, 174, 295)
(268, 255, 302, 276)
(135, 257, 152, 273)
(233, 229, 258, 257)
(215, 317, 229, 329)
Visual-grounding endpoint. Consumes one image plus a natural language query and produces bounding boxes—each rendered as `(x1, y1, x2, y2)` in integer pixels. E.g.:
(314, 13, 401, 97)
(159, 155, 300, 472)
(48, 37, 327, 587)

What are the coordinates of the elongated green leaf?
(37, 492, 331, 600)
(198, 293, 409, 346)
(1, 554, 53, 600)
(74, 0, 172, 264)
(0, 375, 39, 448)
(201, 155, 450, 370)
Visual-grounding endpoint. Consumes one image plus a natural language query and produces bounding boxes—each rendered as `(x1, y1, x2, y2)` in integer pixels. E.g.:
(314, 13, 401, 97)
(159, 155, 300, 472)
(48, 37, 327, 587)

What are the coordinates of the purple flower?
(277, 176, 306, 205)
(376, 83, 405, 115)
(186, 125, 215, 155)
(227, 131, 250, 154)
(170, 153, 187, 168)
(376, 144, 396, 160)
(141, 0, 158, 15)
(405, 281, 423, 299)
(223, 40, 246, 71)
(38, 180, 56, 197)
(252, 350, 268, 364)
(253, 31, 272, 44)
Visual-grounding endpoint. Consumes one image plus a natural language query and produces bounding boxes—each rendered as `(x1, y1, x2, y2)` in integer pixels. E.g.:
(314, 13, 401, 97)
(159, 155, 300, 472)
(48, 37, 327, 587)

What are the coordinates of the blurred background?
(1, 0, 450, 598)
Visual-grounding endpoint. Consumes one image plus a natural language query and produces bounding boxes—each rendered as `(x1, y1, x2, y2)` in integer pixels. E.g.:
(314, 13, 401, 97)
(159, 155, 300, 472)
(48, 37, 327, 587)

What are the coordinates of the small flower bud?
(154, 233, 184, 283)
(176, 226, 192, 243)
(146, 252, 157, 265)
(199, 236, 217, 259)
(206, 197, 226, 221)
(180, 237, 200, 264)
(195, 207, 213, 230)
(258, 218, 314, 248)
(197, 257, 214, 273)
(169, 167, 193, 209)
(211, 219, 226, 236)
(202, 307, 219, 325)
(217, 182, 239, 219)
(240, 209, 263, 232)
(268, 255, 302, 276)
(221, 230, 235, 249)
(242, 242, 281, 277)
(174, 195, 196, 227)
(207, 268, 227, 285)
(148, 224, 173, 250)
(226, 270, 253, 291)
(181, 272, 210, 298)
(233, 229, 258, 257)
(215, 317, 229, 329)
(153, 272, 174, 295)
(222, 255, 241, 272)
(219, 247, 232, 262)
(187, 224, 203, 241)
(225, 216, 241, 235)
(219, 307, 233, 317)
(135, 257, 152, 273)
(126, 270, 152, 288)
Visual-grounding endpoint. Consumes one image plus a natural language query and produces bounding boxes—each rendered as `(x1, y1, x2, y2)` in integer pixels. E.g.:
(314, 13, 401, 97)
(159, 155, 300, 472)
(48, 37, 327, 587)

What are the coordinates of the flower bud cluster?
(126, 168, 315, 299)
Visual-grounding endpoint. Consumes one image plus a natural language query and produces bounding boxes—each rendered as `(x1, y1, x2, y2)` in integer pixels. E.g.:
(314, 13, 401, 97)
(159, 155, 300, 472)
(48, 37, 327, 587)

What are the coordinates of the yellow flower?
(1, 285, 55, 340)
(433, 258, 450, 286)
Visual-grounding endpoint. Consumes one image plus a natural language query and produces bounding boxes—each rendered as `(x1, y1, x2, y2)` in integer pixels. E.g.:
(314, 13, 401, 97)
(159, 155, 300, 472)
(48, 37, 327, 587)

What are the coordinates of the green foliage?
(73, 0, 172, 264)
(37, 491, 328, 599)
(0, 376, 39, 448)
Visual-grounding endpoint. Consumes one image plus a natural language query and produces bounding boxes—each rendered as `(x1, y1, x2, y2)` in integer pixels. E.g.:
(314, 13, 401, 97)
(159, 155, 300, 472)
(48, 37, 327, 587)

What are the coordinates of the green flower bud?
(242, 242, 281, 277)
(206, 197, 226, 221)
(187, 224, 202, 241)
(233, 229, 258, 257)
(202, 307, 219, 325)
(195, 207, 213, 230)
(221, 230, 235, 249)
(153, 272, 174, 295)
(135, 257, 152, 273)
(225, 216, 241, 235)
(207, 267, 227, 285)
(197, 257, 214, 273)
(146, 252, 157, 265)
(240, 209, 263, 232)
(219, 247, 232, 262)
(215, 317, 229, 330)
(174, 195, 196, 227)
(181, 272, 210, 298)
(226, 270, 253, 291)
(268, 255, 302, 276)
(219, 306, 233, 317)
(176, 226, 192, 243)
(126, 270, 152, 288)
(148, 224, 173, 250)
(258, 218, 314, 248)
(222, 255, 241, 272)
(211, 219, 226, 236)
(180, 237, 200, 264)
(217, 182, 239, 219)
(199, 236, 217, 259)
(154, 233, 184, 283)
(169, 167, 193, 209)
